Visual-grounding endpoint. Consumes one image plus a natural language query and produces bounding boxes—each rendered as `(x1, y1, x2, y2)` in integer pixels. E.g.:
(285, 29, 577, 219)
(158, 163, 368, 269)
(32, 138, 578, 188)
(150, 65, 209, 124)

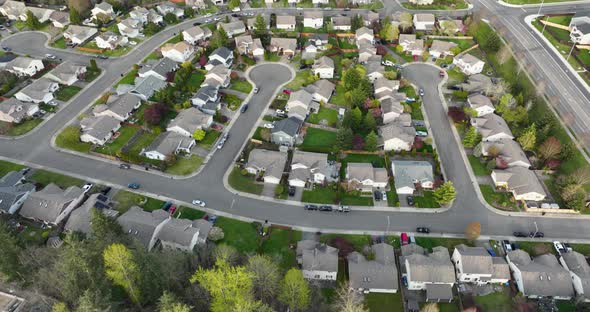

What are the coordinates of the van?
(410, 235, 416, 244)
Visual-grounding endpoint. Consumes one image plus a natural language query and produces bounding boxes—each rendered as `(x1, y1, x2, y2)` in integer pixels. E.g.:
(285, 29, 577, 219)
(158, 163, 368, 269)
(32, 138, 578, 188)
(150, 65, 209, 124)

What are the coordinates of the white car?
(204, 13, 212, 17)
(232, 7, 241, 12)
(129, 41, 137, 46)
(45, 54, 56, 60)
(192, 199, 206, 207)
(263, 123, 274, 129)
(253, 87, 259, 94)
(275, 109, 286, 116)
(553, 241, 569, 254)
(217, 138, 226, 149)
(82, 183, 93, 193)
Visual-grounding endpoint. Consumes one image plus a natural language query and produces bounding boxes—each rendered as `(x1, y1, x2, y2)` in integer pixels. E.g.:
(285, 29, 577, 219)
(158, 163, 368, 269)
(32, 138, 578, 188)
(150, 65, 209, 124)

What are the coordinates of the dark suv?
(304, 204, 318, 211)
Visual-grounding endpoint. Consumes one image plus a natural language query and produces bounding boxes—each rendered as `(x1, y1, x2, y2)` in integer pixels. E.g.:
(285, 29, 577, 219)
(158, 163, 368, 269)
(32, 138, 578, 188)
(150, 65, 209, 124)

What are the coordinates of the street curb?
(496, 0, 590, 8)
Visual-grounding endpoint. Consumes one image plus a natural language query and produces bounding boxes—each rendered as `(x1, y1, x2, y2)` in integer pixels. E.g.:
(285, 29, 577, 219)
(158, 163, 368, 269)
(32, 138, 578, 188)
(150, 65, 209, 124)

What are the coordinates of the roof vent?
(548, 275, 551, 281)
(539, 275, 543, 280)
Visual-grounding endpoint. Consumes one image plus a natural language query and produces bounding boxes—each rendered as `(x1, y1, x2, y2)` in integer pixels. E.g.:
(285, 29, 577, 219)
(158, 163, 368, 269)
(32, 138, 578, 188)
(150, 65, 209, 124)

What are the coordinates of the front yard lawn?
(216, 217, 260, 254)
(479, 184, 517, 211)
(29, 169, 83, 189)
(228, 167, 263, 195)
(55, 125, 93, 153)
(473, 290, 513, 312)
(284, 69, 317, 90)
(126, 131, 158, 156)
(261, 228, 302, 270)
(84, 67, 101, 82)
(408, 101, 424, 121)
(199, 130, 221, 149)
(300, 128, 337, 153)
(415, 237, 471, 252)
(222, 93, 243, 110)
(173, 206, 206, 220)
(51, 37, 66, 49)
(0, 160, 25, 177)
(446, 67, 467, 85)
(307, 107, 339, 127)
(95, 126, 139, 156)
(469, 155, 491, 176)
(365, 293, 404, 312)
(2, 119, 43, 136)
(230, 78, 253, 94)
(387, 183, 400, 207)
(414, 191, 441, 208)
(341, 193, 374, 206)
(55, 86, 82, 101)
(165, 154, 203, 175)
(301, 187, 338, 204)
(116, 68, 138, 86)
(113, 190, 165, 213)
(319, 233, 371, 252)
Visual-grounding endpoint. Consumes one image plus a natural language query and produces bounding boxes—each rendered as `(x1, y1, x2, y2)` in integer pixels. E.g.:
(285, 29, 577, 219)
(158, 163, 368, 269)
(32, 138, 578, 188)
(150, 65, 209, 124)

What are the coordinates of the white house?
(401, 245, 455, 302)
(3, 57, 44, 77)
(467, 94, 495, 117)
(64, 25, 98, 45)
(45, 63, 87, 86)
(206, 47, 234, 70)
(117, 207, 169, 249)
(91, 2, 114, 22)
(453, 54, 485, 75)
(0, 98, 39, 124)
(15, 78, 59, 104)
(311, 56, 334, 79)
(95, 32, 128, 50)
(399, 34, 424, 56)
(332, 16, 351, 31)
(0, 170, 36, 215)
(355, 27, 374, 45)
(452, 245, 511, 285)
(0, 0, 26, 20)
(304, 11, 323, 28)
(79, 115, 121, 145)
(245, 149, 287, 184)
(297, 240, 339, 281)
(182, 26, 212, 44)
(380, 121, 416, 152)
(390, 160, 434, 195)
(286, 89, 315, 121)
(413, 13, 435, 31)
(491, 167, 547, 202)
(117, 17, 143, 38)
(560, 251, 590, 302)
(569, 13, 590, 44)
(346, 163, 388, 191)
(289, 151, 339, 187)
(92, 93, 142, 122)
(161, 41, 195, 63)
(276, 15, 296, 30)
(129, 6, 149, 24)
(142, 132, 196, 161)
(429, 40, 458, 59)
(201, 65, 231, 89)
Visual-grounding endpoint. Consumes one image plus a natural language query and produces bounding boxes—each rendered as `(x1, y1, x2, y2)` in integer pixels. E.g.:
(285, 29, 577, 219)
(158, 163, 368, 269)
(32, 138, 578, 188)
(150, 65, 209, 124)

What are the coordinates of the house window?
(314, 275, 320, 279)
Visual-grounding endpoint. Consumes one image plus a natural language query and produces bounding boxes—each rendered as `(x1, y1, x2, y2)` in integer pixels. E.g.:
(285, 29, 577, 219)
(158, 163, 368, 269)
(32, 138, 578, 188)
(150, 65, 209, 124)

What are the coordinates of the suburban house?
(461, 74, 494, 94)
(0, 170, 35, 214)
(356, 27, 374, 45)
(560, 251, 590, 302)
(304, 11, 324, 28)
(0, 98, 39, 124)
(399, 34, 424, 56)
(312, 56, 335, 79)
(218, 21, 246, 38)
(156, 2, 184, 18)
(332, 16, 352, 31)
(147, 9, 163, 24)
(308, 33, 329, 48)
(452, 245, 511, 285)
(142, 132, 196, 160)
(0, 0, 26, 20)
(289, 151, 339, 187)
(93, 93, 142, 122)
(478, 139, 531, 168)
(95, 32, 128, 50)
(303, 42, 319, 59)
(49, 11, 70, 28)
(19, 183, 85, 225)
(118, 17, 143, 38)
(379, 120, 416, 152)
(471, 113, 514, 142)
(79, 115, 121, 145)
(45, 62, 87, 86)
(117, 206, 169, 249)
(346, 163, 388, 191)
(297, 240, 339, 281)
(506, 250, 574, 300)
(206, 47, 234, 70)
(390, 160, 434, 195)
(183, 25, 212, 44)
(429, 40, 458, 59)
(269, 38, 297, 56)
(400, 244, 456, 302)
(569, 13, 590, 44)
(138, 57, 179, 81)
(235, 35, 264, 59)
(380, 96, 405, 124)
(65, 193, 118, 234)
(358, 44, 377, 63)
(161, 41, 195, 63)
(91, 2, 115, 22)
(166, 107, 213, 137)
(374, 78, 400, 97)
(15, 78, 59, 104)
(491, 167, 547, 201)
(366, 59, 385, 82)
(467, 94, 495, 117)
(26, 7, 54, 23)
(271, 116, 303, 147)
(64, 25, 98, 45)
(286, 89, 316, 121)
(348, 243, 399, 293)
(413, 13, 435, 31)
(129, 6, 150, 24)
(153, 217, 212, 251)
(453, 54, 485, 75)
(246, 15, 270, 31)
(131, 75, 168, 100)
(201, 65, 231, 89)
(305, 79, 335, 103)
(244, 149, 287, 184)
(276, 15, 296, 30)
(191, 85, 220, 114)
(3, 56, 44, 77)
(363, 11, 380, 26)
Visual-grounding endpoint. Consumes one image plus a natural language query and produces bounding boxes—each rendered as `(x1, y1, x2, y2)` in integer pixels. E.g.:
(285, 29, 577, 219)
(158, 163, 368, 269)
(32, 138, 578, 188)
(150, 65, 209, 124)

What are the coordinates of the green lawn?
(569, 244, 590, 256)
(330, 84, 349, 107)
(29, 169, 83, 189)
(95, 126, 139, 156)
(284, 69, 318, 90)
(55, 86, 82, 102)
(165, 154, 203, 175)
(51, 37, 67, 49)
(230, 78, 253, 94)
(0, 160, 25, 177)
(261, 228, 302, 270)
(408, 101, 424, 121)
(187, 70, 206, 89)
(172, 206, 206, 220)
(468, 155, 491, 176)
(414, 191, 441, 208)
(85, 68, 102, 82)
(116, 68, 138, 86)
(126, 131, 158, 156)
(473, 290, 513, 312)
(216, 217, 260, 254)
(113, 190, 165, 213)
(479, 184, 518, 211)
(307, 107, 339, 127)
(165, 34, 183, 44)
(55, 126, 93, 153)
(222, 93, 243, 111)
(228, 167, 263, 195)
(546, 15, 572, 26)
(415, 237, 471, 252)
(3, 119, 43, 136)
(302, 187, 338, 204)
(320, 233, 372, 252)
(446, 67, 468, 85)
(341, 193, 374, 206)
(300, 128, 337, 153)
(364, 293, 404, 312)
(437, 303, 460, 312)
(199, 130, 221, 149)
(387, 182, 400, 207)
(517, 241, 554, 256)
(143, 51, 161, 63)
(341, 153, 386, 168)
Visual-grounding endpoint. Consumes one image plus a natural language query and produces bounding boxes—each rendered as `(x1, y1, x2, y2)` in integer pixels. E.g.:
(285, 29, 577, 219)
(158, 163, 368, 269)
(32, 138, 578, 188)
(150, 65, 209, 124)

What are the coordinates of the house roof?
(304, 11, 323, 19)
(0, 98, 35, 122)
(472, 113, 513, 140)
(289, 89, 313, 107)
(167, 107, 211, 134)
(380, 97, 404, 115)
(507, 250, 574, 298)
(461, 74, 493, 93)
(65, 193, 118, 234)
(0, 170, 35, 213)
(308, 33, 329, 41)
(49, 11, 70, 24)
(426, 284, 454, 301)
(46, 62, 85, 83)
(482, 139, 530, 167)
(454, 244, 494, 275)
(468, 94, 493, 110)
(220, 20, 245, 34)
(80, 115, 120, 141)
(374, 78, 400, 92)
(0, 0, 25, 16)
(414, 13, 435, 23)
(19, 183, 83, 223)
(332, 16, 351, 26)
(391, 160, 433, 191)
(184, 25, 211, 39)
(355, 27, 373, 39)
(144, 132, 194, 157)
(561, 251, 590, 299)
(65, 25, 97, 41)
(430, 40, 457, 54)
(276, 15, 296, 25)
(17, 78, 57, 101)
(492, 257, 511, 281)
(291, 150, 328, 169)
(348, 243, 398, 291)
(270, 37, 297, 52)
(313, 56, 334, 70)
(492, 167, 546, 197)
(161, 41, 192, 54)
(347, 163, 388, 184)
(156, 217, 211, 248)
(379, 122, 416, 143)
(104, 93, 141, 118)
(404, 246, 455, 283)
(117, 206, 169, 247)
(235, 34, 253, 47)
(297, 240, 339, 273)
(139, 57, 178, 78)
(246, 149, 287, 180)
(305, 79, 335, 102)
(5, 56, 40, 71)
(194, 85, 219, 102)
(272, 116, 302, 137)
(366, 60, 385, 76)
(94, 2, 113, 12)
(456, 53, 483, 66)
(132, 75, 168, 98)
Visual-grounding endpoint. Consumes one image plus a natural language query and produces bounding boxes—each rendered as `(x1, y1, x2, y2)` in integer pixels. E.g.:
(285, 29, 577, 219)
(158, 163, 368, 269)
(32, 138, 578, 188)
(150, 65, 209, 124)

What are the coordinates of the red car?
(439, 70, 445, 78)
(169, 205, 177, 215)
(401, 232, 409, 246)
(283, 89, 292, 95)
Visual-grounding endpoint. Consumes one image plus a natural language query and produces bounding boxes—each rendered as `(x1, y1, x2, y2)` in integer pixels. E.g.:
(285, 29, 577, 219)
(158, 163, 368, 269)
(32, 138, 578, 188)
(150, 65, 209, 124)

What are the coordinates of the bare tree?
(538, 137, 562, 160)
(465, 222, 481, 241)
(421, 303, 439, 312)
(332, 282, 368, 312)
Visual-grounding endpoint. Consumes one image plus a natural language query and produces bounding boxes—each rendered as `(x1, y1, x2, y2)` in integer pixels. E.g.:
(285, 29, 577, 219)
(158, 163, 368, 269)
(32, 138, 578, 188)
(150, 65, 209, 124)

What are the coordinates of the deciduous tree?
(254, 14, 267, 37)
(278, 268, 311, 312)
(343, 68, 361, 92)
(192, 129, 206, 141)
(208, 227, 224, 241)
(157, 291, 191, 312)
(0, 222, 22, 280)
(380, 23, 399, 42)
(228, 0, 241, 9)
(538, 137, 561, 161)
(399, 12, 413, 31)
(103, 243, 142, 304)
(210, 29, 229, 50)
(213, 244, 240, 265)
(247, 254, 280, 303)
(465, 221, 481, 241)
(332, 282, 368, 312)
(462, 126, 481, 148)
(438, 21, 457, 36)
(433, 181, 456, 205)
(352, 135, 365, 150)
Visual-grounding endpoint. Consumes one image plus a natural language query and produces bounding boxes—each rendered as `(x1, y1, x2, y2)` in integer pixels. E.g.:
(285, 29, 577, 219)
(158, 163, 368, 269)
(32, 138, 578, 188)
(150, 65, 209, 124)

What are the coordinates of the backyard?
(307, 107, 339, 127)
(472, 290, 513, 312)
(468, 155, 491, 176)
(261, 228, 302, 270)
(216, 217, 260, 254)
(300, 128, 337, 153)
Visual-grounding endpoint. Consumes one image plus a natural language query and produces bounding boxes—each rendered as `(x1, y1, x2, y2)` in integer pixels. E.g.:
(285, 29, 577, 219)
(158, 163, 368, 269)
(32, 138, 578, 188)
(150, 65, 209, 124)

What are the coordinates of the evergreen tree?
(26, 10, 41, 30)
(336, 128, 353, 150)
(365, 131, 378, 152)
(363, 112, 376, 131)
(254, 14, 267, 37)
(517, 123, 537, 152)
(462, 126, 481, 148)
(69, 7, 81, 25)
(433, 181, 456, 205)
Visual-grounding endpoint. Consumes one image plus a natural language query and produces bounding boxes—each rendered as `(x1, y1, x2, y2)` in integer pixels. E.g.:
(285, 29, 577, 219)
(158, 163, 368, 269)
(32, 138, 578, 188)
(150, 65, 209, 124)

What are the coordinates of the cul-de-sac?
(2, 0, 590, 310)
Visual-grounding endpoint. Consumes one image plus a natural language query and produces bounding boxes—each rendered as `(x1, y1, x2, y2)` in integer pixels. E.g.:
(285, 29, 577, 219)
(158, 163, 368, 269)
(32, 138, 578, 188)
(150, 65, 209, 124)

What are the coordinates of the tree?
(69, 7, 81, 25)
(164, 13, 178, 24)
(433, 181, 456, 205)
(343, 68, 361, 92)
(190, 259, 255, 312)
(380, 23, 399, 42)
(568, 168, 590, 187)
(486, 144, 501, 158)
(365, 131, 378, 152)
(0, 222, 22, 280)
(333, 282, 368, 312)
(213, 244, 240, 265)
(228, 0, 241, 9)
(462, 126, 481, 148)
(208, 227, 224, 241)
(144, 22, 162, 36)
(26, 10, 41, 30)
(247, 255, 280, 303)
(68, 0, 92, 17)
(363, 112, 376, 131)
(103, 243, 141, 305)
(76, 289, 111, 312)
(351, 14, 363, 32)
(192, 129, 206, 141)
(502, 106, 528, 126)
(90, 59, 98, 71)
(438, 21, 457, 36)
(144, 104, 163, 125)
(90, 208, 122, 240)
(336, 127, 353, 150)
(254, 14, 267, 37)
(352, 135, 365, 150)
(497, 93, 515, 114)
(157, 291, 191, 312)
(465, 222, 481, 241)
(350, 107, 363, 130)
(184, 7, 195, 18)
(538, 137, 561, 161)
(395, 44, 404, 54)
(422, 51, 430, 62)
(421, 303, 439, 312)
(52, 303, 70, 312)
(210, 28, 229, 50)
(517, 123, 537, 152)
(399, 12, 413, 31)
(278, 268, 311, 312)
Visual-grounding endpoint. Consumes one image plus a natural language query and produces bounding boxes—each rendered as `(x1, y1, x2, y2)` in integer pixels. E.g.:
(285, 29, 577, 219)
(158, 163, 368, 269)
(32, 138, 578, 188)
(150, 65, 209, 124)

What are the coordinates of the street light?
(567, 40, 577, 61)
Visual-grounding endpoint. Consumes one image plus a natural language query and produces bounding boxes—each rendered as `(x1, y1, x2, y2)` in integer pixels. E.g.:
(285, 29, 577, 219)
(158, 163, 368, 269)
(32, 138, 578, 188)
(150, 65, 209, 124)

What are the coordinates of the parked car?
(283, 89, 292, 95)
(529, 231, 544, 238)
(192, 199, 206, 207)
(381, 191, 387, 202)
(127, 183, 140, 189)
(319, 205, 333, 212)
(416, 227, 430, 234)
(502, 240, 513, 252)
(288, 186, 296, 196)
(401, 232, 409, 245)
(263, 123, 274, 129)
(240, 104, 248, 113)
(381, 60, 394, 67)
(553, 241, 567, 254)
(275, 109, 286, 116)
(193, 22, 202, 26)
(119, 163, 131, 169)
(82, 183, 93, 193)
(253, 87, 259, 94)
(406, 196, 415, 206)
(304, 204, 318, 210)
(48, 100, 58, 106)
(169, 205, 177, 215)
(217, 137, 226, 149)
(162, 202, 173, 211)
(2, 46, 11, 52)
(299, 64, 309, 70)
(45, 54, 56, 60)
(416, 130, 428, 137)
(338, 205, 350, 213)
(419, 88, 425, 97)
(373, 190, 381, 201)
(513, 231, 527, 237)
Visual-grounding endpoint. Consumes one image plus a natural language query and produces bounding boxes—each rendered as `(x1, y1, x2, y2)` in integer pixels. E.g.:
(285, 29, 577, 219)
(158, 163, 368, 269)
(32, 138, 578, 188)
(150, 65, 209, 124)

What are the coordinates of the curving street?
(1, 6, 590, 240)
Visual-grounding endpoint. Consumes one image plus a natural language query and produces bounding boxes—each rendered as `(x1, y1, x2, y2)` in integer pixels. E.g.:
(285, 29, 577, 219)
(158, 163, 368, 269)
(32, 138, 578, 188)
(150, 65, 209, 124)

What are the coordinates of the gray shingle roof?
(404, 246, 455, 283)
(297, 240, 339, 273)
(472, 113, 513, 140)
(455, 244, 493, 275)
(80, 115, 120, 142)
(46, 62, 86, 83)
(132, 75, 167, 99)
(561, 251, 590, 299)
(347, 163, 388, 184)
(456, 53, 483, 66)
(430, 40, 457, 54)
(117, 206, 169, 247)
(65, 193, 118, 234)
(491, 167, 546, 197)
(19, 184, 83, 223)
(106, 93, 141, 118)
(481, 139, 530, 167)
(17, 78, 57, 102)
(0, 170, 35, 213)
(305, 79, 335, 102)
(144, 132, 194, 157)
(348, 243, 398, 291)
(379, 122, 416, 143)
(246, 149, 287, 180)
(167, 107, 211, 134)
(0, 98, 35, 123)
(468, 94, 493, 110)
(391, 160, 433, 191)
(272, 116, 302, 137)
(138, 57, 178, 79)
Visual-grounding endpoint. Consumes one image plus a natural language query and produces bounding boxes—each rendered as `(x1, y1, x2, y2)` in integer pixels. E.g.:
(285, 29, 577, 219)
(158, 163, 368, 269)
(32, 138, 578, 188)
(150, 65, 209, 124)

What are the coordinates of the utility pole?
(567, 40, 576, 61)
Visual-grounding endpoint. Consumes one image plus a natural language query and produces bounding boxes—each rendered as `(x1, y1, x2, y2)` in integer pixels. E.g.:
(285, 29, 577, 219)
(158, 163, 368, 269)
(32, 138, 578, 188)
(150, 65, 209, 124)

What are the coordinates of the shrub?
(240, 168, 249, 176)
(208, 227, 225, 241)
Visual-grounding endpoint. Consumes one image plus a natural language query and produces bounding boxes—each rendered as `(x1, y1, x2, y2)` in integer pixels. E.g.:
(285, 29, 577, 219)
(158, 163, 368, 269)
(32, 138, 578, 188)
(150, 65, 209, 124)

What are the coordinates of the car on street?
(288, 186, 296, 196)
(82, 183, 93, 193)
(217, 137, 226, 149)
(169, 205, 177, 214)
(240, 104, 248, 113)
(419, 88, 425, 97)
(439, 70, 445, 78)
(304, 204, 318, 210)
(162, 201, 173, 211)
(502, 240, 513, 252)
(232, 7, 241, 12)
(319, 205, 333, 212)
(338, 205, 350, 213)
(529, 231, 544, 238)
(98, 55, 109, 59)
(416, 227, 430, 234)
(193, 22, 202, 26)
(253, 87, 259, 94)
(45, 54, 56, 60)
(192, 199, 206, 207)
(119, 163, 131, 169)
(2, 46, 11, 52)
(406, 196, 415, 206)
(263, 123, 274, 129)
(513, 231, 527, 237)
(127, 183, 140, 189)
